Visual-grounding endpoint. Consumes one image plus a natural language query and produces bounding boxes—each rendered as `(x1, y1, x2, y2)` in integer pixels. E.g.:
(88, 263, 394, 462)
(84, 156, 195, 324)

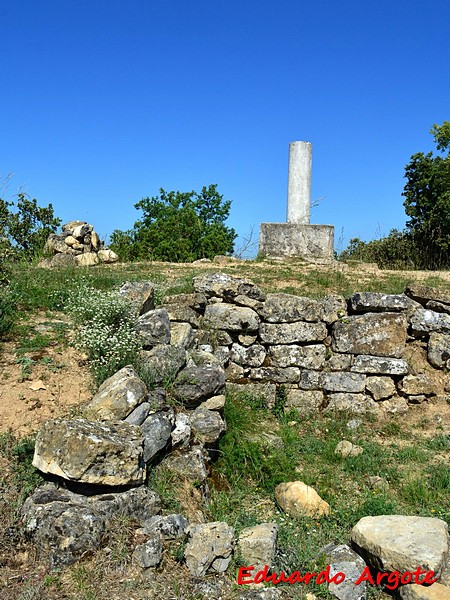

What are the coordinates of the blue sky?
(2, 0, 449, 256)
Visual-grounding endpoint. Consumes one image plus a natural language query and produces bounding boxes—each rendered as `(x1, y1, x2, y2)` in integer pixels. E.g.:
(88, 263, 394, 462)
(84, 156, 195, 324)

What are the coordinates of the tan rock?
(399, 583, 450, 599)
(275, 481, 330, 518)
(98, 248, 119, 264)
(335, 440, 363, 457)
(64, 235, 77, 246)
(74, 252, 99, 267)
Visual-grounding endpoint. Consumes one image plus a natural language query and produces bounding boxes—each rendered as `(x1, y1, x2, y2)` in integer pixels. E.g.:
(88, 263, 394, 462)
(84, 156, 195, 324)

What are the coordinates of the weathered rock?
(203, 303, 260, 332)
(213, 345, 230, 366)
(320, 543, 366, 600)
(141, 410, 173, 463)
(124, 402, 151, 426)
(275, 481, 330, 518)
(193, 272, 265, 301)
(185, 521, 235, 576)
(199, 394, 226, 411)
(399, 582, 450, 599)
(136, 308, 171, 347)
(326, 352, 354, 371)
(84, 365, 147, 420)
(132, 534, 163, 568)
(162, 446, 208, 482)
(410, 309, 450, 337)
(119, 281, 155, 316)
(260, 293, 322, 322)
(426, 300, 450, 315)
(73, 223, 93, 238)
(238, 523, 278, 571)
(33, 419, 145, 485)
(190, 407, 226, 444)
(285, 389, 324, 413)
(196, 328, 233, 347)
(48, 253, 77, 268)
(349, 292, 411, 313)
(140, 345, 186, 385)
(428, 332, 450, 368)
(365, 376, 396, 400)
(188, 349, 222, 368)
(325, 393, 380, 416)
(91, 230, 100, 250)
(406, 284, 450, 307)
(399, 374, 438, 397)
(141, 514, 188, 539)
(44, 233, 71, 254)
(249, 367, 300, 383)
(298, 369, 324, 390)
(226, 361, 246, 381)
(147, 387, 167, 412)
(351, 355, 409, 375)
(163, 292, 208, 310)
(62, 220, 86, 232)
(268, 344, 326, 369)
(64, 235, 77, 246)
(170, 322, 195, 349)
(321, 294, 347, 324)
(21, 483, 160, 567)
(234, 294, 265, 312)
(172, 366, 226, 407)
(171, 413, 191, 448)
(335, 440, 363, 458)
(230, 343, 267, 367)
(407, 395, 428, 404)
(323, 372, 366, 393)
(351, 515, 449, 575)
(97, 249, 118, 264)
(380, 396, 409, 415)
(238, 334, 258, 346)
(164, 304, 201, 327)
(332, 313, 407, 357)
(259, 322, 327, 344)
(74, 252, 99, 267)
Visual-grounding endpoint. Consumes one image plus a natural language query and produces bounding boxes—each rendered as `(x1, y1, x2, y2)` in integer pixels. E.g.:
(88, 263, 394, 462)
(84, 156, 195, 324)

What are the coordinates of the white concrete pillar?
(287, 141, 312, 224)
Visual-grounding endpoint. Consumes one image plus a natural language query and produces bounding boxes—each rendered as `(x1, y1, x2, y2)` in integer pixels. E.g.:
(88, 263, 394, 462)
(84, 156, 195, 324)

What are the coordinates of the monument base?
(259, 223, 334, 263)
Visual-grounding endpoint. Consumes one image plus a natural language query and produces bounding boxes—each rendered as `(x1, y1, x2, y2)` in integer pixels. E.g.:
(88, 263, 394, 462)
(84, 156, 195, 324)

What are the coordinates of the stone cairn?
(23, 273, 450, 599)
(40, 220, 118, 267)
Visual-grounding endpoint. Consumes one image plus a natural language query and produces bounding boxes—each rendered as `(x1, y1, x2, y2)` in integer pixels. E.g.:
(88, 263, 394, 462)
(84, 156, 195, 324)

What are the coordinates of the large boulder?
(268, 344, 326, 369)
(190, 407, 226, 444)
(259, 321, 327, 344)
(203, 303, 260, 333)
(136, 307, 171, 347)
(141, 410, 174, 463)
(351, 515, 449, 576)
(119, 281, 155, 316)
(84, 365, 147, 420)
(172, 365, 226, 407)
(332, 313, 407, 357)
(140, 345, 186, 385)
(33, 419, 145, 486)
(238, 523, 278, 572)
(193, 272, 264, 301)
(348, 292, 412, 313)
(21, 483, 160, 567)
(260, 293, 322, 322)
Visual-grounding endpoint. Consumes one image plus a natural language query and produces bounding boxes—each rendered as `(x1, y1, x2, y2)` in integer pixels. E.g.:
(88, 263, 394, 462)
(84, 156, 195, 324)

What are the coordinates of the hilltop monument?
(259, 141, 334, 262)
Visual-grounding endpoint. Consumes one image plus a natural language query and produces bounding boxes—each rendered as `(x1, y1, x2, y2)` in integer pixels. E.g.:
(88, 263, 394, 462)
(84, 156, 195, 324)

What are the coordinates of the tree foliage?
(110, 185, 236, 262)
(0, 192, 61, 260)
(341, 121, 450, 269)
(402, 121, 450, 268)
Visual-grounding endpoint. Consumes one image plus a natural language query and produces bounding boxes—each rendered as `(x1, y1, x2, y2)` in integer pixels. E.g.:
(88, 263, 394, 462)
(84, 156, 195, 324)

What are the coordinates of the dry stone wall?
(23, 273, 450, 596)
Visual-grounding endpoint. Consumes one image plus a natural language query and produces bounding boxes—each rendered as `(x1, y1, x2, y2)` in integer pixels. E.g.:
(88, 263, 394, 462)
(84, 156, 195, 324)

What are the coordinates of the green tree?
(110, 184, 237, 262)
(0, 192, 61, 260)
(402, 121, 450, 268)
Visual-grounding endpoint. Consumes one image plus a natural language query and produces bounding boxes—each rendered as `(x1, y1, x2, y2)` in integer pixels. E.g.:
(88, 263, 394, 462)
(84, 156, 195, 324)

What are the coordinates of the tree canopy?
(402, 121, 450, 268)
(110, 185, 237, 262)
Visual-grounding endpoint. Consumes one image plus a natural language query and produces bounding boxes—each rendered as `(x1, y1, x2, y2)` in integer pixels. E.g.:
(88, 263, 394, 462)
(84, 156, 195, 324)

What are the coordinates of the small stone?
(171, 413, 191, 448)
(325, 393, 380, 416)
(238, 523, 278, 572)
(285, 389, 324, 414)
(335, 440, 363, 457)
(275, 481, 330, 518)
(184, 521, 235, 576)
(351, 355, 409, 375)
(365, 376, 396, 400)
(132, 534, 163, 568)
(399, 374, 438, 397)
(190, 407, 226, 444)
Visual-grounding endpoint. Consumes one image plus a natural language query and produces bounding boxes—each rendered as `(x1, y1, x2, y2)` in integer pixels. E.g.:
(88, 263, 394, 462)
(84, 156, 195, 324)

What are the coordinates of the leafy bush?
(0, 192, 61, 260)
(110, 185, 237, 262)
(65, 283, 142, 387)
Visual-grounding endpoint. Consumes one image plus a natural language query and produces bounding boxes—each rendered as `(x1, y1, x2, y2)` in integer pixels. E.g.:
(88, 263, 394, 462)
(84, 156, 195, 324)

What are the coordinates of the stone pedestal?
(259, 223, 334, 262)
(258, 140, 334, 263)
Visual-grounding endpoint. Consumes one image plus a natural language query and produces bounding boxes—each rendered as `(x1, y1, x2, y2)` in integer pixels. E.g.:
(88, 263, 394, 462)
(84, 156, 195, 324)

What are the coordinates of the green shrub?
(0, 285, 17, 339)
